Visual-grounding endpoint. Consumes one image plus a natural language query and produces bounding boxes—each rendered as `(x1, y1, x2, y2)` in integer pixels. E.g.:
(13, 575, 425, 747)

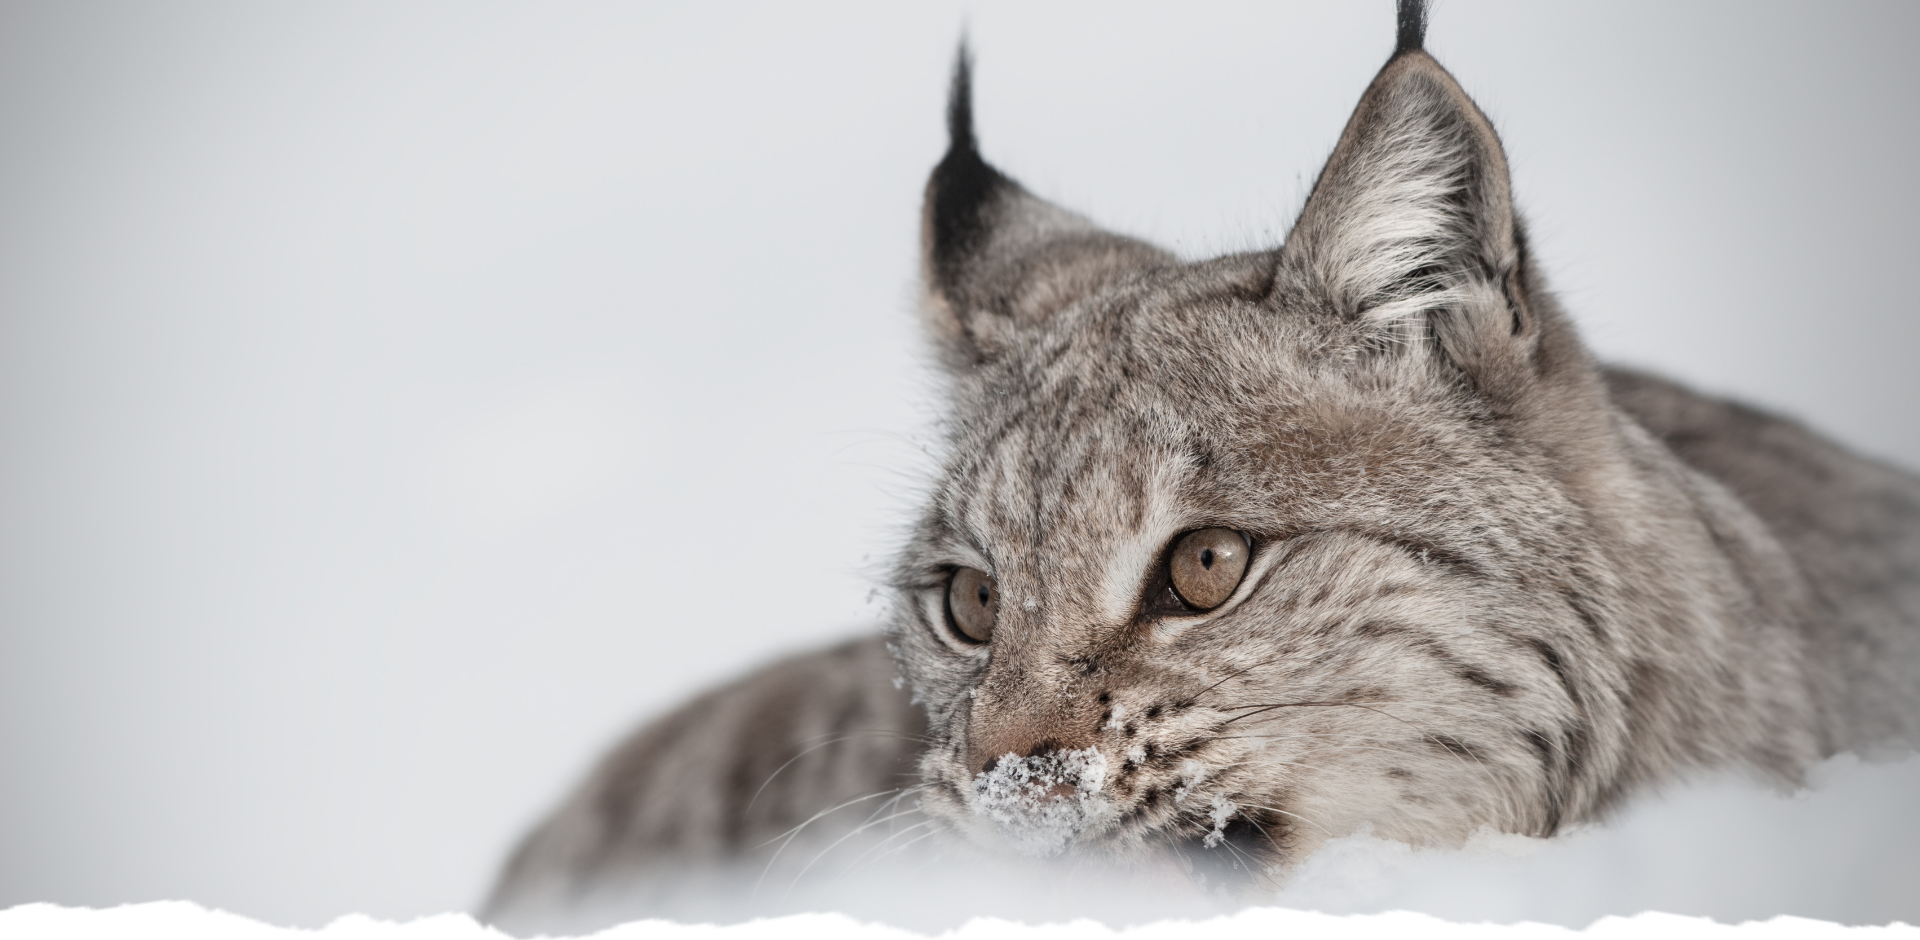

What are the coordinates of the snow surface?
(477, 753, 1920, 935)
(1265, 753, 1920, 927)
(1, 903, 1912, 940)
(9, 758, 1920, 937)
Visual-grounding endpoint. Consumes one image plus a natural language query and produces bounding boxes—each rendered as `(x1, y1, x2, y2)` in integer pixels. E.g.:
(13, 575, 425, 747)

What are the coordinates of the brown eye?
(946, 567, 998, 643)
(1168, 528, 1249, 610)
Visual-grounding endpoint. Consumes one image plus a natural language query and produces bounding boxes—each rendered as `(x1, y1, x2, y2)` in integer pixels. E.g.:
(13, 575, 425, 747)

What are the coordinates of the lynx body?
(485, 3, 1920, 930)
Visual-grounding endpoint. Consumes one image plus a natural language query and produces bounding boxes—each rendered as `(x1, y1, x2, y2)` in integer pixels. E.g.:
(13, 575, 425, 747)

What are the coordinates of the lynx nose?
(965, 684, 1097, 780)
(978, 740, 1060, 776)
(972, 735, 1090, 780)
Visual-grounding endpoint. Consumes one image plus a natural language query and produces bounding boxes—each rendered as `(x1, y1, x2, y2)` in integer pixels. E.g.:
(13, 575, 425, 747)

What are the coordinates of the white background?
(2, 0, 1916, 928)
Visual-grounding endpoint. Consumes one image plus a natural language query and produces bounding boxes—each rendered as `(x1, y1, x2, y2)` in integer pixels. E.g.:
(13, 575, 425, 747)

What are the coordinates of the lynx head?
(885, 1, 1745, 876)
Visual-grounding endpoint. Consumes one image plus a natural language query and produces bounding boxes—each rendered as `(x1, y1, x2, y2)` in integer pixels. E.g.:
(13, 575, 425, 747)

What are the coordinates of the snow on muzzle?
(970, 746, 1113, 856)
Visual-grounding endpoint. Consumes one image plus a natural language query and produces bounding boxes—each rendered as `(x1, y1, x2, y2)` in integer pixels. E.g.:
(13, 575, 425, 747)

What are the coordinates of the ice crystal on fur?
(971, 747, 1111, 857)
(1203, 794, 1239, 849)
(1173, 760, 1207, 806)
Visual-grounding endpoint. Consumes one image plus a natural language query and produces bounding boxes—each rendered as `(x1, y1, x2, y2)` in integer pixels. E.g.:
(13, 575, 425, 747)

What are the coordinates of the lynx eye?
(946, 567, 998, 644)
(1168, 528, 1249, 611)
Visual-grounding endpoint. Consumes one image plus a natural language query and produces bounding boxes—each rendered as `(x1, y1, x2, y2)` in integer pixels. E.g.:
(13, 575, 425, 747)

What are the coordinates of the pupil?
(977, 584, 991, 607)
(1200, 548, 1215, 569)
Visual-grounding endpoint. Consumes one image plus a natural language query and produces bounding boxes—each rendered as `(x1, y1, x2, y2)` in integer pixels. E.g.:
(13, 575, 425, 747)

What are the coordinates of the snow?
(478, 752, 1920, 934)
(0, 903, 1911, 939)
(1203, 794, 1239, 849)
(1265, 753, 1920, 926)
(971, 748, 1113, 857)
(13, 756, 1920, 937)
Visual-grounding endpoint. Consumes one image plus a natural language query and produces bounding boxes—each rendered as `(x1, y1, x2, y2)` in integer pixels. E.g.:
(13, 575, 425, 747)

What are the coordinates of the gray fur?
(484, 637, 926, 929)
(484, 13, 1920, 931)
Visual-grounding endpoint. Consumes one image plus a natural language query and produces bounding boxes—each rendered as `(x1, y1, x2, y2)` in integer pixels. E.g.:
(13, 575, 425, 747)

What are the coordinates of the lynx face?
(891, 254, 1607, 868)
(885, 7, 1820, 874)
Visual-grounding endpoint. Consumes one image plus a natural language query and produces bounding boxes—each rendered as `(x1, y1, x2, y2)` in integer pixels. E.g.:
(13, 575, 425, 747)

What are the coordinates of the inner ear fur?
(920, 49, 1172, 371)
(1279, 50, 1538, 398)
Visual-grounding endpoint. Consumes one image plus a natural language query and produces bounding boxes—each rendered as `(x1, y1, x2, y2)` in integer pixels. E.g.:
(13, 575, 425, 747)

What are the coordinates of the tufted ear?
(921, 47, 1172, 371)
(1279, 0, 1540, 398)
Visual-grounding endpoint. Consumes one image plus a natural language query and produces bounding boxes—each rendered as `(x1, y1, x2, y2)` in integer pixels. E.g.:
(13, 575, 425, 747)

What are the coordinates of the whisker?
(1212, 696, 1541, 733)
(1212, 720, 1531, 829)
(854, 783, 929, 831)
(1177, 658, 1280, 709)
(750, 788, 907, 898)
(1209, 734, 1478, 769)
(1221, 724, 1510, 778)
(1216, 700, 1428, 731)
(1214, 831, 1262, 872)
(1231, 800, 1335, 839)
(1234, 806, 1287, 858)
(900, 839, 958, 879)
(848, 819, 938, 870)
(744, 730, 933, 817)
(1213, 699, 1521, 780)
(884, 825, 945, 861)
(784, 807, 929, 896)
(753, 788, 905, 853)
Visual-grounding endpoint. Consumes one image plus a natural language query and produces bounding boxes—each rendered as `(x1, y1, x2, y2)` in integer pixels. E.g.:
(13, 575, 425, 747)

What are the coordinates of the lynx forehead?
(884, 0, 1830, 868)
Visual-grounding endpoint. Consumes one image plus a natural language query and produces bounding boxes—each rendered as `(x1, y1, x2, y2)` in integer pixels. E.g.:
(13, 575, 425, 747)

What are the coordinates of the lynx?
(485, 2, 1920, 930)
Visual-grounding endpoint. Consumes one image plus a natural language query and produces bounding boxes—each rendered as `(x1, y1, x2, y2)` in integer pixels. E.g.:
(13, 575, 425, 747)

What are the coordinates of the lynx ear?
(1281, 1, 1538, 395)
(921, 46, 1171, 370)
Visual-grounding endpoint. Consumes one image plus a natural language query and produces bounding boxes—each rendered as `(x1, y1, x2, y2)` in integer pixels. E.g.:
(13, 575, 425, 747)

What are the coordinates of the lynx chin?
(485, 1, 1920, 929)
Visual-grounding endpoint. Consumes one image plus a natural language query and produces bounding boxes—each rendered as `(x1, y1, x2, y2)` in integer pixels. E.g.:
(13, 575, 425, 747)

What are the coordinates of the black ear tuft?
(1395, 0, 1430, 55)
(928, 43, 1013, 292)
(918, 41, 1172, 370)
(945, 41, 978, 158)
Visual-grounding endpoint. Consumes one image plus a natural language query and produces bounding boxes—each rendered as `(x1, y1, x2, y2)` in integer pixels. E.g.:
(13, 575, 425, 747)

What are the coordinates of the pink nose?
(966, 697, 1098, 778)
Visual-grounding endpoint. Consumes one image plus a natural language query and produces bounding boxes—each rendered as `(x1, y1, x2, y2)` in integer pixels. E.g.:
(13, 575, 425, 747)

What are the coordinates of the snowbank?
(3, 903, 1915, 940)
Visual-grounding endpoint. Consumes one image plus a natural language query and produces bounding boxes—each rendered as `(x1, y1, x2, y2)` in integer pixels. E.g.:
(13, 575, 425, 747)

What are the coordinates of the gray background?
(2, 0, 1916, 928)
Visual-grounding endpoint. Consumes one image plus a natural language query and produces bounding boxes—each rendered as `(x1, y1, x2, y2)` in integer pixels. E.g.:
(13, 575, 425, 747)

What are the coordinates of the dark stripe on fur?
(1522, 727, 1565, 835)
(1559, 585, 1607, 640)
(1526, 637, 1579, 707)
(1355, 619, 1517, 697)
